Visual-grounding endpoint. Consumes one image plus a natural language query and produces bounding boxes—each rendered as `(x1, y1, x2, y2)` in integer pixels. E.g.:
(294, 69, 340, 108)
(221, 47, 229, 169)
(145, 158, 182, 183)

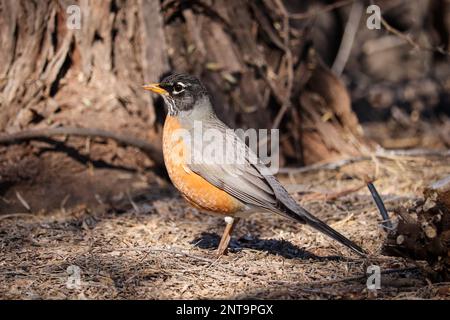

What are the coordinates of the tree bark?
(0, 0, 369, 167)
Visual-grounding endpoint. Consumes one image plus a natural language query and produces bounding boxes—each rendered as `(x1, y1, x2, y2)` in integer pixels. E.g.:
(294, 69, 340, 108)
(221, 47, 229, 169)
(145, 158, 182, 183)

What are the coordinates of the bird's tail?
(283, 206, 366, 256)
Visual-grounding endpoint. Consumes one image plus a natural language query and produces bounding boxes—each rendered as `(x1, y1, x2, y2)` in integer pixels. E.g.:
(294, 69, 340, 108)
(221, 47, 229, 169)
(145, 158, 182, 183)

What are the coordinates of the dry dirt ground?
(1, 145, 449, 299)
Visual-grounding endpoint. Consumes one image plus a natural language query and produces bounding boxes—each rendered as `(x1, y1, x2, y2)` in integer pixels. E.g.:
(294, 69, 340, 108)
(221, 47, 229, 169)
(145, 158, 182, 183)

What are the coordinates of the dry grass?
(1, 156, 449, 299)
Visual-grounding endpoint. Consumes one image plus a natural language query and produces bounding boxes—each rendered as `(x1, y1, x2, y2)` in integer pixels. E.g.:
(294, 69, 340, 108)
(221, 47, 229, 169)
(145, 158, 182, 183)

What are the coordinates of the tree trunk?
(0, 0, 167, 141)
(0, 0, 369, 170)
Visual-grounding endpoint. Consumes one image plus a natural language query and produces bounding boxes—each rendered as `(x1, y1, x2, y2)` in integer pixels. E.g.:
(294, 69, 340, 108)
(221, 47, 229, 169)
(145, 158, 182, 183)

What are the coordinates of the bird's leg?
(217, 216, 240, 257)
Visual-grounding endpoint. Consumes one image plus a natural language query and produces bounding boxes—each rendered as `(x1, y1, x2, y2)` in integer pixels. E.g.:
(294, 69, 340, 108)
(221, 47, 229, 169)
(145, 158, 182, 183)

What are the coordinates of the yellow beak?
(142, 83, 169, 95)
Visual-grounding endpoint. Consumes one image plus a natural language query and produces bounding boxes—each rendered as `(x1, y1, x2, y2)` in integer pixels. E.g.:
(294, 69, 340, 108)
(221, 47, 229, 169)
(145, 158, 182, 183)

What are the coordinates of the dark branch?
(0, 127, 164, 168)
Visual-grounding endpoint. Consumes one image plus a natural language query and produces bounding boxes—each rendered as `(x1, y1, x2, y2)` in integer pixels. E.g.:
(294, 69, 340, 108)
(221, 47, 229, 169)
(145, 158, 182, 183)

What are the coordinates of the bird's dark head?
(143, 73, 209, 116)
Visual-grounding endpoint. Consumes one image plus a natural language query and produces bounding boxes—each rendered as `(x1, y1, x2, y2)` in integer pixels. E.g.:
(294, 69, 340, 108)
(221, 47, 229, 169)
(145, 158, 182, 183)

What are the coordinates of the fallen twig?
(301, 266, 419, 287)
(249, 266, 420, 295)
(0, 213, 34, 220)
(365, 178, 393, 231)
(278, 148, 450, 174)
(15, 191, 31, 212)
(377, 148, 450, 158)
(278, 156, 369, 174)
(0, 127, 164, 168)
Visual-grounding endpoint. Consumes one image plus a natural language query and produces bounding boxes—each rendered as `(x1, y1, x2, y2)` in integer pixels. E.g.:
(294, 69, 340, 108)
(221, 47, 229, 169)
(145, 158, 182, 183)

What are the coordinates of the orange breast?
(162, 116, 244, 215)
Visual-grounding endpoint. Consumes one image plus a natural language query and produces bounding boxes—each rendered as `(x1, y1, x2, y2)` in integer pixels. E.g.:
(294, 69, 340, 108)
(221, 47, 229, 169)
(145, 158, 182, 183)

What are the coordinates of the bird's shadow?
(191, 232, 354, 262)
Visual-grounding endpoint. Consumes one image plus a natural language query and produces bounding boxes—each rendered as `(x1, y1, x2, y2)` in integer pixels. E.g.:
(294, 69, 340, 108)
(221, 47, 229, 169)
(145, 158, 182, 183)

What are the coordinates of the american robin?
(143, 73, 365, 257)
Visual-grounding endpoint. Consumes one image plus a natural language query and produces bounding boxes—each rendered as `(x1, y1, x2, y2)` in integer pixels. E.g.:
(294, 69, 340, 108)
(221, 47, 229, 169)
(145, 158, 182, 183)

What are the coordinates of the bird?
(143, 73, 366, 257)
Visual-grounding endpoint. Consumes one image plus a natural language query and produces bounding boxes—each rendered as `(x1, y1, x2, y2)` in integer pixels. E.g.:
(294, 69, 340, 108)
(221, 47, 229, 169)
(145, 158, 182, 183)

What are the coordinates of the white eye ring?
(172, 82, 186, 94)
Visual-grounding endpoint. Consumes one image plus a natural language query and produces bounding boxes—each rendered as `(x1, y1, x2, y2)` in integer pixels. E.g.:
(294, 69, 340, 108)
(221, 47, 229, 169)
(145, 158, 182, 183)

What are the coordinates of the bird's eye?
(173, 82, 185, 94)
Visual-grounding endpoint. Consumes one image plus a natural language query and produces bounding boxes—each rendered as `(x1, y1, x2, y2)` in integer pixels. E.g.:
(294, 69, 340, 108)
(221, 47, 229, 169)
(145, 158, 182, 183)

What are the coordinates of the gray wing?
(186, 117, 298, 215)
